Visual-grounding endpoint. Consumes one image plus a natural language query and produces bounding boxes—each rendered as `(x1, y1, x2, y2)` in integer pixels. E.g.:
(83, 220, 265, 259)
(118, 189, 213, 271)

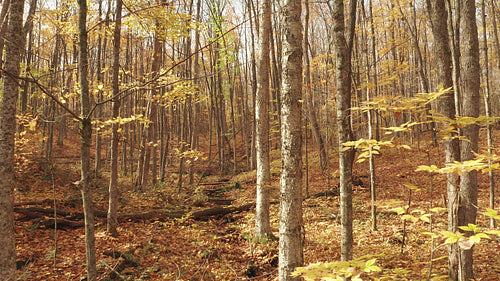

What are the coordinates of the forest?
(1, 0, 500, 280)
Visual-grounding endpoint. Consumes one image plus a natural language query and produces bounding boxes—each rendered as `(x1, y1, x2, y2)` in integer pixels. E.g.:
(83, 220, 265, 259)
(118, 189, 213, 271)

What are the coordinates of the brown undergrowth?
(13, 128, 500, 280)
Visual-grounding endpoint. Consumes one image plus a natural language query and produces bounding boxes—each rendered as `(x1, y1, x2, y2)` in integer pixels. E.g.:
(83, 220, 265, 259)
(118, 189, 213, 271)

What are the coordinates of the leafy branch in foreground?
(292, 256, 382, 281)
(416, 152, 500, 175)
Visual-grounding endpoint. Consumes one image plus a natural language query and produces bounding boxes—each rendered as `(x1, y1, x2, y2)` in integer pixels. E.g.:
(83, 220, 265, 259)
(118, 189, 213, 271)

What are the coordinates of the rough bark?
(0, 0, 11, 75)
(427, 0, 460, 280)
(254, 0, 272, 239)
(77, 0, 97, 278)
(458, 0, 480, 280)
(0, 0, 24, 278)
(426, 0, 461, 278)
(107, 0, 122, 238)
(279, 0, 303, 279)
(331, 0, 356, 262)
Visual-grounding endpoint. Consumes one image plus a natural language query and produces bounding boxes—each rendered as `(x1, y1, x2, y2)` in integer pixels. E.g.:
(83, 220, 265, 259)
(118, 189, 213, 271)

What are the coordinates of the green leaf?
(402, 215, 419, 223)
(364, 259, 382, 272)
(458, 224, 480, 233)
(420, 214, 431, 223)
(486, 230, 500, 236)
(440, 231, 463, 244)
(398, 144, 411, 150)
(482, 208, 500, 220)
(391, 207, 406, 215)
(422, 232, 439, 238)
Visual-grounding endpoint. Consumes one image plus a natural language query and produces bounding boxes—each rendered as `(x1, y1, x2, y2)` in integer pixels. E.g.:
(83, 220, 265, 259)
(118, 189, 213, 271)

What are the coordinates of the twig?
(50, 163, 58, 270)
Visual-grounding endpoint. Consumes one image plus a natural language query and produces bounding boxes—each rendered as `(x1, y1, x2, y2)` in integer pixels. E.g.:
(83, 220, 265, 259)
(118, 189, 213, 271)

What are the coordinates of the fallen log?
(14, 200, 278, 225)
(14, 206, 107, 219)
(207, 197, 233, 205)
(306, 189, 340, 199)
(118, 210, 184, 222)
(37, 218, 84, 229)
(14, 198, 80, 207)
(190, 203, 255, 220)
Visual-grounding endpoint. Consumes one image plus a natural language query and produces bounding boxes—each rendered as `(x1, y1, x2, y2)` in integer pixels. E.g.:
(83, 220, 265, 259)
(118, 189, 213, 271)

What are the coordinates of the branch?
(25, 70, 82, 122)
(87, 18, 248, 118)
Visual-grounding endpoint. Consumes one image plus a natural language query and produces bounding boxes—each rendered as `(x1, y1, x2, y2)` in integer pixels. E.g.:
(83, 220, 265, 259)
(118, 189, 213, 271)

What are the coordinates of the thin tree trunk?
(255, 0, 272, 239)
(0, 0, 11, 76)
(77, 0, 97, 278)
(247, 0, 257, 171)
(330, 0, 357, 262)
(303, 0, 328, 174)
(481, 0, 495, 229)
(368, 0, 377, 232)
(107, 0, 122, 238)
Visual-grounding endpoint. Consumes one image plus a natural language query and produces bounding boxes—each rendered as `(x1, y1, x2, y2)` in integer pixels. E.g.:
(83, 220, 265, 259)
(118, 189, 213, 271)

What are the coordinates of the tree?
(0, 0, 25, 278)
(254, 0, 272, 239)
(330, 0, 357, 261)
(107, 0, 123, 238)
(303, 0, 328, 174)
(426, 0, 461, 278)
(278, 0, 303, 279)
(77, 0, 97, 278)
(458, 0, 480, 279)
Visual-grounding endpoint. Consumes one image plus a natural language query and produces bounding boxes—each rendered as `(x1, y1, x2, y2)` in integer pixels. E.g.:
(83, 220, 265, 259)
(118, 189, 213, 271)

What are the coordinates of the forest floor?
(13, 127, 500, 280)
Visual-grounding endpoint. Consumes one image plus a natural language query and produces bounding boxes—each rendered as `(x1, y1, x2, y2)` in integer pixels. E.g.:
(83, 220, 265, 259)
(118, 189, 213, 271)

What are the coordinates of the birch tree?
(279, 0, 304, 279)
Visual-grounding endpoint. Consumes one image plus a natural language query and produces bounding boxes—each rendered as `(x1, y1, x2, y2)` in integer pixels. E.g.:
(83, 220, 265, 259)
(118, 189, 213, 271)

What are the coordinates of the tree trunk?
(481, 0, 495, 229)
(254, 0, 272, 240)
(303, 0, 328, 174)
(368, 0, 377, 232)
(426, 0, 461, 278)
(458, 0, 480, 279)
(107, 0, 122, 238)
(331, 0, 357, 262)
(278, 0, 303, 279)
(77, 0, 97, 278)
(0, 0, 11, 76)
(0, 0, 24, 278)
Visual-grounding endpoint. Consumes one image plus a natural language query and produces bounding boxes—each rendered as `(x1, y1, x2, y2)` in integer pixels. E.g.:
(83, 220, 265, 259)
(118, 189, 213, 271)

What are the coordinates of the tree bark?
(458, 0, 480, 279)
(331, 0, 357, 262)
(77, 0, 97, 278)
(278, 0, 303, 280)
(480, 0, 495, 229)
(107, 0, 122, 238)
(0, 0, 25, 278)
(254, 0, 272, 239)
(426, 0, 461, 278)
